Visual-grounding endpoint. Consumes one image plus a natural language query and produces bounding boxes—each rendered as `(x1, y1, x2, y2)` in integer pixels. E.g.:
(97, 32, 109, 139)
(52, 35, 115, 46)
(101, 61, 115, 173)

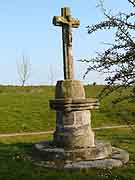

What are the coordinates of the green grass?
(85, 85, 135, 127)
(0, 85, 134, 133)
(0, 128, 134, 180)
(0, 86, 55, 133)
(0, 85, 134, 179)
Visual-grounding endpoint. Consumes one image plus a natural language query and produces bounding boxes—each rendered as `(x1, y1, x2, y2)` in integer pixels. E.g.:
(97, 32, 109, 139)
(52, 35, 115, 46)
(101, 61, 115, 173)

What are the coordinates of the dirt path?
(93, 125, 134, 130)
(0, 125, 134, 138)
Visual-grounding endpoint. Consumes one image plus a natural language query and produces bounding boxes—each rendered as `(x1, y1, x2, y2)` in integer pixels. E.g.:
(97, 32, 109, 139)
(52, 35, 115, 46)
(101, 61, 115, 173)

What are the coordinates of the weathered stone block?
(63, 112, 74, 125)
(53, 126, 95, 148)
(55, 80, 85, 99)
(75, 111, 91, 126)
(54, 109, 95, 148)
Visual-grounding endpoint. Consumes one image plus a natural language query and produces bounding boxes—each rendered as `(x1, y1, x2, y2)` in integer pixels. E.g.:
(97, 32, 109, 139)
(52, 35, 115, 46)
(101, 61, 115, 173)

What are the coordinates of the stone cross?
(53, 7, 80, 79)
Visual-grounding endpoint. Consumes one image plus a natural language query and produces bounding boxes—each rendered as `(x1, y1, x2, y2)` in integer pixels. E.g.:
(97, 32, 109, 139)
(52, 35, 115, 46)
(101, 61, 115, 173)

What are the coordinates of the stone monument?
(33, 7, 129, 169)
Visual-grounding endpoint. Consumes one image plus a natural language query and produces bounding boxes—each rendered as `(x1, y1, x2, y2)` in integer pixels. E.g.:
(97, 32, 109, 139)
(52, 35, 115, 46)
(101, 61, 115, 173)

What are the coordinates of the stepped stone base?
(31, 80, 129, 169)
(31, 142, 129, 169)
(34, 141, 112, 161)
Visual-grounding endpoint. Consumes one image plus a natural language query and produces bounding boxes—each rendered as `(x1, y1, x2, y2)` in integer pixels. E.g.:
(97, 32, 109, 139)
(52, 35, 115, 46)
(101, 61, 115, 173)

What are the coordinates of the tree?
(81, 0, 135, 102)
(17, 54, 31, 86)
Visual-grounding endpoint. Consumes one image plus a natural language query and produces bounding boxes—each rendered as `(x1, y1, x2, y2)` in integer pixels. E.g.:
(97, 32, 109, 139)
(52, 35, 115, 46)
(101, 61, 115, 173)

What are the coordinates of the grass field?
(0, 86, 55, 133)
(0, 85, 134, 179)
(0, 85, 134, 133)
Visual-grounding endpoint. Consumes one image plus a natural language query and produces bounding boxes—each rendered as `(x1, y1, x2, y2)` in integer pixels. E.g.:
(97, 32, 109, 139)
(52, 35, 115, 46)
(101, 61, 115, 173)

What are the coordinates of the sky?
(0, 0, 132, 85)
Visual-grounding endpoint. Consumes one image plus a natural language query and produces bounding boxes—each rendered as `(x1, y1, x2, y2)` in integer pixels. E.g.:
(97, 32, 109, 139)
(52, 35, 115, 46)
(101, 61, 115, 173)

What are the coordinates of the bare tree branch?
(81, 0, 135, 101)
(17, 54, 31, 86)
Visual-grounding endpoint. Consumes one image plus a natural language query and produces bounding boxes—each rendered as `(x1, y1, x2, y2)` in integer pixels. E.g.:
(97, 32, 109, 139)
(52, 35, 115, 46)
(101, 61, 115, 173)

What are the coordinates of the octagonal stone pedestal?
(32, 80, 129, 169)
(50, 80, 98, 149)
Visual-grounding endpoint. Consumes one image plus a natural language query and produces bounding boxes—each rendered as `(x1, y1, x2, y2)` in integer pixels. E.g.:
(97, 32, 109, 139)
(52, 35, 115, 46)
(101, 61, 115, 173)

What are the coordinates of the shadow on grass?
(0, 142, 100, 180)
(0, 141, 134, 180)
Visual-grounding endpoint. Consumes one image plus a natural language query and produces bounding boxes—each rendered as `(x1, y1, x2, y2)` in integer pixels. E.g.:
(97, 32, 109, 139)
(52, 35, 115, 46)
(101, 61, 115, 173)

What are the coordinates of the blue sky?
(0, 0, 131, 85)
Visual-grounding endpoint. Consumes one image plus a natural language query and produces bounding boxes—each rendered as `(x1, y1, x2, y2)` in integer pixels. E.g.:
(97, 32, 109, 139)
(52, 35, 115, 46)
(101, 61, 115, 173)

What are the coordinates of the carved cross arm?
(53, 16, 80, 28)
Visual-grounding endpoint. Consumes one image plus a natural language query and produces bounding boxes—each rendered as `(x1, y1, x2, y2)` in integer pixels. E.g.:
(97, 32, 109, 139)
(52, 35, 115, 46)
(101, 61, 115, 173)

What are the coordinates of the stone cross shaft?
(53, 7, 80, 80)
